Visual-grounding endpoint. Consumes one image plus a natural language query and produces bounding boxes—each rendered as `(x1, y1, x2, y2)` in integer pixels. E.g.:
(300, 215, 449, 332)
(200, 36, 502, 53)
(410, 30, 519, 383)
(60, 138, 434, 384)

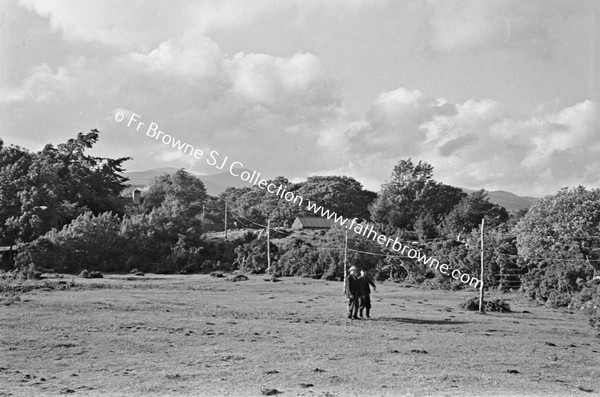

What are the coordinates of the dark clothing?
(347, 296, 359, 318)
(345, 274, 360, 298)
(357, 275, 376, 296)
(345, 274, 360, 318)
(359, 294, 371, 310)
(357, 275, 376, 318)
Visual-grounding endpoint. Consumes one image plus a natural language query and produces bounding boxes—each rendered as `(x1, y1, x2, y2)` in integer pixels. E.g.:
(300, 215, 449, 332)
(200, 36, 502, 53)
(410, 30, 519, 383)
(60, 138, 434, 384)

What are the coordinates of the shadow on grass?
(373, 317, 469, 325)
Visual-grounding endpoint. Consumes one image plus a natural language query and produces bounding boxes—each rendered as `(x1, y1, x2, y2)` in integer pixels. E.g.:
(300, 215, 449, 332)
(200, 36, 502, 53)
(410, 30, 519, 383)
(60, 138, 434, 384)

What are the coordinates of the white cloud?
(130, 39, 222, 79)
(0, 62, 73, 103)
(6, 0, 598, 197)
(423, 0, 575, 55)
(226, 52, 326, 105)
(317, 84, 599, 195)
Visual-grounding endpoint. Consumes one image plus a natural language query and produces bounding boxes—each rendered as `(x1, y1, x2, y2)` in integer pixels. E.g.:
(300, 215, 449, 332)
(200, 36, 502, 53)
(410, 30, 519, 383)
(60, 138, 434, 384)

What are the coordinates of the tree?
(515, 186, 600, 263)
(217, 177, 303, 227)
(0, 130, 129, 245)
(296, 176, 376, 221)
(514, 186, 600, 306)
(138, 170, 207, 249)
(443, 190, 509, 238)
(143, 169, 206, 215)
(370, 159, 465, 229)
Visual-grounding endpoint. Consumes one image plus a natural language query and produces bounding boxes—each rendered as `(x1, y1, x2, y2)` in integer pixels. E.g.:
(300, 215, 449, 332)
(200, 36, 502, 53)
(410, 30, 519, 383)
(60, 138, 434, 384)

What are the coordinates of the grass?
(1, 274, 599, 396)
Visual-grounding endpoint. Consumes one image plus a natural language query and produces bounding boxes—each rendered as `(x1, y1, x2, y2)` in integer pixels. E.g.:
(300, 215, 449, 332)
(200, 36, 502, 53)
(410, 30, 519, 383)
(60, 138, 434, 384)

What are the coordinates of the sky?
(1, 0, 599, 197)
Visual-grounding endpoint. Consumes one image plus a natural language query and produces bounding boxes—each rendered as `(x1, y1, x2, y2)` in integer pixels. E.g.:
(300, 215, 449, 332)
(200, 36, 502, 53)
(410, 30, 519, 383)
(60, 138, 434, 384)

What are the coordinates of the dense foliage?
(3, 132, 599, 327)
(515, 187, 600, 310)
(0, 130, 129, 245)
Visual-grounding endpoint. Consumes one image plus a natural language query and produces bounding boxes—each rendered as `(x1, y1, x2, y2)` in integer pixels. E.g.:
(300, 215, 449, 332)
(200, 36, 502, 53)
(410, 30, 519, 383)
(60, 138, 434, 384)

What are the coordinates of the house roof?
(294, 216, 335, 228)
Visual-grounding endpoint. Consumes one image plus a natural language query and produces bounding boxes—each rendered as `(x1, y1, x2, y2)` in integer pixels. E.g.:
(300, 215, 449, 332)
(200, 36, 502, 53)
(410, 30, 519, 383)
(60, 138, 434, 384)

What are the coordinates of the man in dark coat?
(357, 269, 376, 318)
(344, 266, 360, 319)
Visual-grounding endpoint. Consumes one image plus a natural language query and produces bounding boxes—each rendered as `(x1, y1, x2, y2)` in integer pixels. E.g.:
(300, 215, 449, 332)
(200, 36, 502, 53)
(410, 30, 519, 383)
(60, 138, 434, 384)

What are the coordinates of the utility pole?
(266, 217, 271, 275)
(224, 200, 228, 240)
(479, 218, 485, 313)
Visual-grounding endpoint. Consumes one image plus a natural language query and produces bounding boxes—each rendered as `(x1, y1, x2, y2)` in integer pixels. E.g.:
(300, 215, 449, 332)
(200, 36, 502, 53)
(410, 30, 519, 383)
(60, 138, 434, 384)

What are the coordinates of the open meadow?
(1, 274, 599, 397)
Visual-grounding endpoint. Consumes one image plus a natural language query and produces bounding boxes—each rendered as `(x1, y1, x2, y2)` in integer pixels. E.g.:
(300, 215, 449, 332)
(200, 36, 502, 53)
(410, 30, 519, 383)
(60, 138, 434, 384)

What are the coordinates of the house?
(292, 216, 335, 230)
(0, 246, 14, 267)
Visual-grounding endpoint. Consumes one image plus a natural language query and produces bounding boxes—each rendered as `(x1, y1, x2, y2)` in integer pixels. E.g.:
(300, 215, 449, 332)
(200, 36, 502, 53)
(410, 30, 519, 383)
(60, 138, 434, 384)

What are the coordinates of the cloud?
(17, 0, 390, 51)
(0, 62, 74, 103)
(423, 0, 575, 55)
(129, 39, 222, 79)
(225, 52, 327, 105)
(346, 87, 455, 156)
(6, 0, 598, 197)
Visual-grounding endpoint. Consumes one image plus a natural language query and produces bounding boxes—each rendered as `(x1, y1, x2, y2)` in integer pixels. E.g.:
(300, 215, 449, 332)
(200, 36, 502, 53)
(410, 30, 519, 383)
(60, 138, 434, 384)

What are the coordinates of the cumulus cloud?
(129, 39, 222, 79)
(423, 0, 575, 55)
(0, 62, 74, 103)
(343, 88, 599, 195)
(5, 0, 598, 197)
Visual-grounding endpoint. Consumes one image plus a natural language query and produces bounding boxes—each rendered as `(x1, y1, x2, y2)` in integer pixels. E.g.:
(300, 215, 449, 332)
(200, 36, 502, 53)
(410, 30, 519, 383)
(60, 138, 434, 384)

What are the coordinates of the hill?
(462, 188, 537, 212)
(124, 167, 250, 196)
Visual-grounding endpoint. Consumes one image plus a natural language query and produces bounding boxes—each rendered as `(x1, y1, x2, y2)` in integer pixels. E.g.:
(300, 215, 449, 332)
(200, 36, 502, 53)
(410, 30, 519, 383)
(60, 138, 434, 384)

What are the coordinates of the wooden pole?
(266, 217, 271, 275)
(479, 218, 485, 313)
(224, 200, 228, 240)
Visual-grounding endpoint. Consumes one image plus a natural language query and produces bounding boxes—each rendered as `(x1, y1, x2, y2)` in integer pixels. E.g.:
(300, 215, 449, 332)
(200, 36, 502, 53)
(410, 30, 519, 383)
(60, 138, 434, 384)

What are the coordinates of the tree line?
(1, 131, 598, 327)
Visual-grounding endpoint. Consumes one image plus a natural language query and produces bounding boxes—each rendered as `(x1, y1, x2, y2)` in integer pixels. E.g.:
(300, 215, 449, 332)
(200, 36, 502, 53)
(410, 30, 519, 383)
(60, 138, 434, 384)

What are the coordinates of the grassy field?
(1, 274, 599, 397)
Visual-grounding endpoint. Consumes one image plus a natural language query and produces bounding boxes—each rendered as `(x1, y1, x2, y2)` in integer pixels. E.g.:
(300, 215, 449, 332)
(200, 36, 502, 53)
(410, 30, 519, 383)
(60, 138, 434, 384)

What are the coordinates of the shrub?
(234, 239, 278, 274)
(227, 274, 248, 282)
(568, 281, 600, 328)
(88, 271, 103, 278)
(461, 297, 511, 312)
(16, 212, 124, 273)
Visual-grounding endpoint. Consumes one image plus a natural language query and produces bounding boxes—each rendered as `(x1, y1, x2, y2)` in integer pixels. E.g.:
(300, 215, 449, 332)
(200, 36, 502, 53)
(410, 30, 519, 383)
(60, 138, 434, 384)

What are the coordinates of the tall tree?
(143, 169, 207, 216)
(296, 176, 376, 221)
(370, 159, 465, 229)
(515, 186, 600, 263)
(443, 189, 509, 238)
(0, 130, 130, 244)
(142, 169, 207, 244)
(514, 186, 600, 306)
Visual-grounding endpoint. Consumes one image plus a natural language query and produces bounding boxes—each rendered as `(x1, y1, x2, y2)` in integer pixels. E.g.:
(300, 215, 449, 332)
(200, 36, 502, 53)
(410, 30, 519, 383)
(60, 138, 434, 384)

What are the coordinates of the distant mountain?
(125, 168, 538, 211)
(124, 167, 251, 196)
(125, 167, 182, 186)
(462, 188, 537, 212)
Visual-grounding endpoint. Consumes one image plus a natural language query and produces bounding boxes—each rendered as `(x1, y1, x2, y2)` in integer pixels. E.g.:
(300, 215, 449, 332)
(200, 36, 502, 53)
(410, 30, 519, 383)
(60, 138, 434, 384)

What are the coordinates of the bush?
(227, 274, 248, 282)
(16, 212, 124, 273)
(88, 271, 103, 278)
(234, 239, 278, 274)
(521, 262, 592, 308)
(461, 297, 511, 312)
(568, 281, 600, 328)
(79, 269, 103, 278)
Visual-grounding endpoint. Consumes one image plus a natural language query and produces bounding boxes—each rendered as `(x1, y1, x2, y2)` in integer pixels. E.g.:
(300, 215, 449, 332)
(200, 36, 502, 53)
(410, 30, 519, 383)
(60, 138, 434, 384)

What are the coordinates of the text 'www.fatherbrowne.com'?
(115, 110, 481, 288)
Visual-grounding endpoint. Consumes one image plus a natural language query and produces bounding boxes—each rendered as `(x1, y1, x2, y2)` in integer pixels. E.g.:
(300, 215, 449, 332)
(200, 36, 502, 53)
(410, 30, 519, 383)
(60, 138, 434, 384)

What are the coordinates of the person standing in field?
(358, 269, 376, 319)
(344, 266, 360, 319)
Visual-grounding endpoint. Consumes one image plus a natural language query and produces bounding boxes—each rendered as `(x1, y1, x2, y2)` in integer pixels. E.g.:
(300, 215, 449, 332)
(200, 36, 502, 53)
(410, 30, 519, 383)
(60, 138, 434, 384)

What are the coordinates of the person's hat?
(349, 266, 358, 272)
